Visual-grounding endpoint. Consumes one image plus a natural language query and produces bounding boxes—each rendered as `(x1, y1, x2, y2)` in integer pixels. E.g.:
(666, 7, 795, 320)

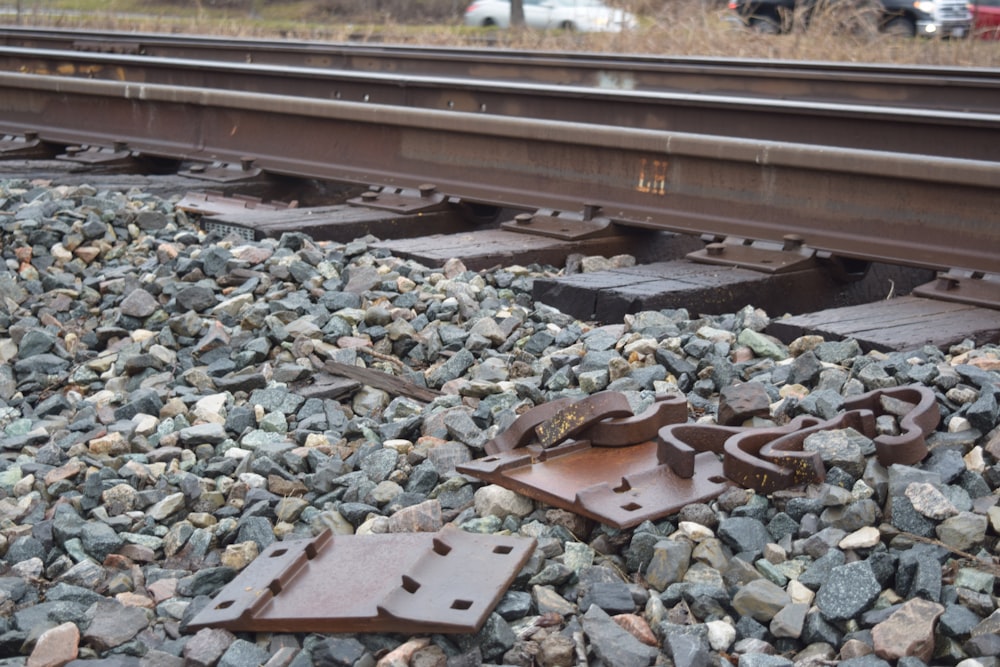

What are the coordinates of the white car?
(463, 0, 637, 32)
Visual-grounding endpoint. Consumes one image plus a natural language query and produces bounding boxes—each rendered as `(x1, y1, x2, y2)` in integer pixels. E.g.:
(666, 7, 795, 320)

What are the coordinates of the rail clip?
(459, 386, 938, 528)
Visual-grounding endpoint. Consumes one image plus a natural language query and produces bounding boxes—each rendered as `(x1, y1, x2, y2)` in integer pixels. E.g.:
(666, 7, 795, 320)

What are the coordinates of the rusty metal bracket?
(583, 394, 688, 447)
(347, 184, 451, 214)
(0, 132, 56, 159)
(485, 398, 575, 455)
(533, 391, 633, 448)
(912, 271, 1000, 310)
(500, 205, 616, 241)
(186, 526, 535, 635)
(687, 235, 818, 274)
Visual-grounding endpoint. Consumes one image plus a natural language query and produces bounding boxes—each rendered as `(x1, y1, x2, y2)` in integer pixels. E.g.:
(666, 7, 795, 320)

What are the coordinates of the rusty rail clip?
(582, 394, 689, 447)
(485, 393, 688, 455)
(465, 385, 938, 527)
(186, 526, 535, 635)
(658, 384, 938, 493)
(533, 391, 633, 448)
(842, 385, 937, 465)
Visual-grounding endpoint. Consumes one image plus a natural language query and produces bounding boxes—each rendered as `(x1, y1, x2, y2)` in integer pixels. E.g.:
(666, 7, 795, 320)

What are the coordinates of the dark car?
(728, 0, 973, 36)
(972, 0, 1000, 37)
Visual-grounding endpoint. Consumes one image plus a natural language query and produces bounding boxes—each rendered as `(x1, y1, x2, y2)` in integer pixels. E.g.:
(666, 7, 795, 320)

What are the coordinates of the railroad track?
(1, 26, 999, 112)
(0, 29, 997, 350)
(0, 46, 994, 160)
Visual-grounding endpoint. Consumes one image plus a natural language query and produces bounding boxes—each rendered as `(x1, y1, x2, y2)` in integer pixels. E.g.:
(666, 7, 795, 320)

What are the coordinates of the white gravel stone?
(964, 446, 986, 473)
(474, 484, 535, 518)
(787, 579, 815, 605)
(706, 620, 736, 652)
(146, 492, 186, 521)
(677, 521, 715, 542)
(839, 526, 881, 550)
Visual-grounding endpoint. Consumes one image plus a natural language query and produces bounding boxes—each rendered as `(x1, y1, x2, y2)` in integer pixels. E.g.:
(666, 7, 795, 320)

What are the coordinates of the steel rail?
(0, 26, 999, 112)
(1, 47, 996, 161)
(0, 72, 995, 276)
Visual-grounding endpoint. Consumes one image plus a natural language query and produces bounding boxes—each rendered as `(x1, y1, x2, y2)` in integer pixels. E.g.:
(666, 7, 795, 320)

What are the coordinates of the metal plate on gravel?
(458, 440, 729, 529)
(186, 526, 535, 634)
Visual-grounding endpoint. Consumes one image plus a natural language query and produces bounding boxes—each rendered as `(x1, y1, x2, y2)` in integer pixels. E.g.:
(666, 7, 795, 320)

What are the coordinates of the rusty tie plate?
(186, 526, 535, 634)
(458, 440, 729, 529)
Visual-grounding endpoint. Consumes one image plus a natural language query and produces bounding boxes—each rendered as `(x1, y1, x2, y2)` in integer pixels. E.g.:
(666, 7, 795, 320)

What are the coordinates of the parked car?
(463, 0, 637, 32)
(972, 0, 1000, 37)
(728, 0, 972, 36)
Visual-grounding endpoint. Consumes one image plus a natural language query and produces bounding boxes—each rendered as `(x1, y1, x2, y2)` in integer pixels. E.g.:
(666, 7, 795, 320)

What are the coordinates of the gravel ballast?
(0, 177, 998, 667)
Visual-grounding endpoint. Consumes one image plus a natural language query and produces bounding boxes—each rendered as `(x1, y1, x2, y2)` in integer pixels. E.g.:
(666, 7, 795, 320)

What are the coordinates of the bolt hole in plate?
(186, 526, 535, 634)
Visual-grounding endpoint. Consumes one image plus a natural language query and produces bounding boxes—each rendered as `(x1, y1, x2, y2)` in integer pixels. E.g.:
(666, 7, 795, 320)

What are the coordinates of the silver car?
(463, 0, 637, 32)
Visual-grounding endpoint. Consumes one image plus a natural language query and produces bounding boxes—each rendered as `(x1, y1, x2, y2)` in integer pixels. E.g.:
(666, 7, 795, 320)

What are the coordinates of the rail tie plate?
(186, 526, 535, 634)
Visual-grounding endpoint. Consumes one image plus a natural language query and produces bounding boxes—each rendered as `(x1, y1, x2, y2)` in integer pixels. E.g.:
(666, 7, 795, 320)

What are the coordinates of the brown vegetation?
(7, 0, 1000, 67)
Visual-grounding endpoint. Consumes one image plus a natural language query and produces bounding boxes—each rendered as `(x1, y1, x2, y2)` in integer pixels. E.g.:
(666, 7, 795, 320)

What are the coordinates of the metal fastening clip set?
(459, 385, 938, 528)
(195, 385, 938, 634)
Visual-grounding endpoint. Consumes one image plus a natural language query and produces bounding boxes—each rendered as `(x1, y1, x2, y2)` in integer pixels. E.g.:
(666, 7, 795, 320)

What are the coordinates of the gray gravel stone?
(816, 561, 882, 622)
(581, 605, 657, 667)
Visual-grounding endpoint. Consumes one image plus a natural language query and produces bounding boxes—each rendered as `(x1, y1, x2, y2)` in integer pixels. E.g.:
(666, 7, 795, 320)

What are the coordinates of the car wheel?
(883, 16, 915, 36)
(482, 17, 497, 27)
(560, 20, 576, 30)
(749, 16, 781, 33)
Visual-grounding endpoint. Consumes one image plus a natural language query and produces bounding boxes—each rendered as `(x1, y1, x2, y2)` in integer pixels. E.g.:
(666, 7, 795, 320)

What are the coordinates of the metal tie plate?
(186, 526, 535, 635)
(458, 440, 729, 530)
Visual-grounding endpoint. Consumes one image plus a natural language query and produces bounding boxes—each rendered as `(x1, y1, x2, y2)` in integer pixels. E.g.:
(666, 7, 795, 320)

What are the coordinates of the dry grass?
(4, 0, 1000, 66)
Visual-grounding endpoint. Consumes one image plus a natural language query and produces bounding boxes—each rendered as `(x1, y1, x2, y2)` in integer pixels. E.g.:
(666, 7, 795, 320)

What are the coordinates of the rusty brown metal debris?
(463, 385, 939, 527)
(186, 526, 535, 634)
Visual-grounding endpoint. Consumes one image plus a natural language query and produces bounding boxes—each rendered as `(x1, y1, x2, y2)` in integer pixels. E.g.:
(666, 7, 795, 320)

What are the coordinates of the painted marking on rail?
(636, 158, 667, 196)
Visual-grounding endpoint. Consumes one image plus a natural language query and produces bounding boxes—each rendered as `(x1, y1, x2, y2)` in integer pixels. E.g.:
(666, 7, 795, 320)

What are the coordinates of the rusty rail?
(0, 26, 999, 112)
(0, 72, 996, 276)
(0, 47, 996, 161)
